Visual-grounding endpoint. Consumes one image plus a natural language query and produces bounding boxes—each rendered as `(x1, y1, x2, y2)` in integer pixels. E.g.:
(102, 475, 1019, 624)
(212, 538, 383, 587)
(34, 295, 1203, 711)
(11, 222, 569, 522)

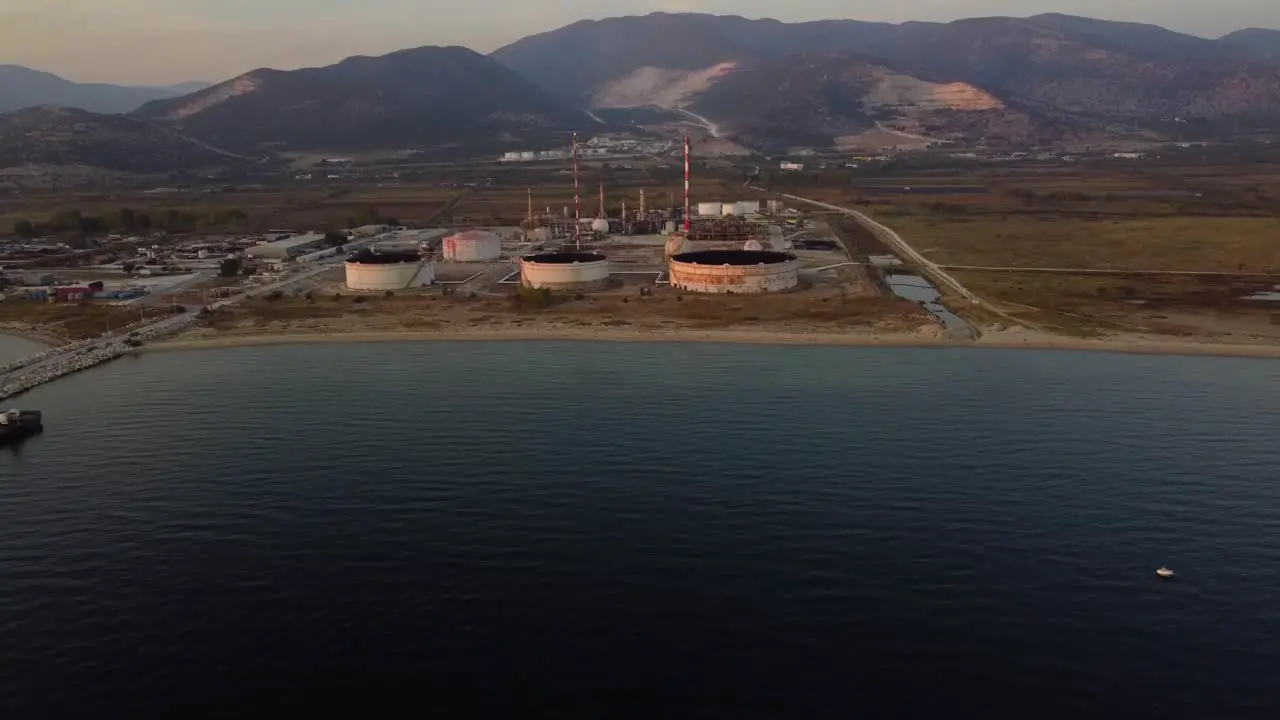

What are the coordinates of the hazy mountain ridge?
(5, 11, 1280, 169)
(492, 12, 1280, 149)
(133, 46, 582, 153)
(0, 106, 249, 173)
(0, 65, 209, 114)
(1218, 28, 1280, 59)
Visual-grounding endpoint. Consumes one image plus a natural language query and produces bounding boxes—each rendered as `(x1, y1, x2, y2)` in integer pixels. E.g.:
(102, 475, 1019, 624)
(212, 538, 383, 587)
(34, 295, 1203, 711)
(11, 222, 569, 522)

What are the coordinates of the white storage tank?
(442, 230, 502, 262)
(697, 202, 721, 217)
(737, 200, 761, 214)
(591, 218, 610, 234)
(721, 203, 737, 216)
(519, 252, 610, 290)
(345, 248, 434, 290)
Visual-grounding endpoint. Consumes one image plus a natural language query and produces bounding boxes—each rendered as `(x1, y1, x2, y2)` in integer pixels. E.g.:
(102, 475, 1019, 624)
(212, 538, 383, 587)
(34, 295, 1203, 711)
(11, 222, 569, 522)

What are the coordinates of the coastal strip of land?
(139, 326, 1280, 360)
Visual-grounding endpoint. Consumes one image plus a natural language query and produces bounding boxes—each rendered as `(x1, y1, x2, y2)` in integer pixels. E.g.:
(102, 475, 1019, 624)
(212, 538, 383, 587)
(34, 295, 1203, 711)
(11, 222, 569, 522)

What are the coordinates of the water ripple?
(2, 342, 1279, 716)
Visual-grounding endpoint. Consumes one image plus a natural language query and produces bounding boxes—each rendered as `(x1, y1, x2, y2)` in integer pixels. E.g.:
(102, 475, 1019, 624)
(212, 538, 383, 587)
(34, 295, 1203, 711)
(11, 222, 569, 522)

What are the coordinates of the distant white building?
(1112, 152, 1145, 159)
(779, 161, 804, 171)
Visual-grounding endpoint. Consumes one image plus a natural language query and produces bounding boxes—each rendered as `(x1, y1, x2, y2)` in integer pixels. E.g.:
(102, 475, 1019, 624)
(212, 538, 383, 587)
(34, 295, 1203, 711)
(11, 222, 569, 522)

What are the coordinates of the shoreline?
(140, 327, 1280, 360)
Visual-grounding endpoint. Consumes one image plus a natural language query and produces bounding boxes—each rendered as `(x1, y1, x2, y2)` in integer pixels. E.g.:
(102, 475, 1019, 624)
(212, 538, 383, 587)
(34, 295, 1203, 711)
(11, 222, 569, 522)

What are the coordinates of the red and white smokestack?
(683, 135, 691, 233)
(573, 132, 581, 246)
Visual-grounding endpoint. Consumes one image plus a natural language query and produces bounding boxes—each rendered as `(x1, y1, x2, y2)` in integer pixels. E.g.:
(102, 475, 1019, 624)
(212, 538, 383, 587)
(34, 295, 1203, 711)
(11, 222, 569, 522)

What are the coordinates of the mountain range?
(132, 46, 579, 154)
(0, 65, 206, 114)
(3, 12, 1280, 173)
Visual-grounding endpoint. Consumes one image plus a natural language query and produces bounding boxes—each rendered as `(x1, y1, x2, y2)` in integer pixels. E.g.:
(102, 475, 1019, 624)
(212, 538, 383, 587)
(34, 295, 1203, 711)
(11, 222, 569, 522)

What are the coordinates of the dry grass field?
(0, 301, 171, 341)
(881, 215, 1280, 272)
(201, 283, 929, 339)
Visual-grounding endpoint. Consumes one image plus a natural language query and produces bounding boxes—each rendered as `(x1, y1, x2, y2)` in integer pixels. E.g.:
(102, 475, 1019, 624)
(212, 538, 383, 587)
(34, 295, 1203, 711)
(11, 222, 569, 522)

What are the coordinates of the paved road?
(771, 191, 981, 304)
(938, 264, 1280, 278)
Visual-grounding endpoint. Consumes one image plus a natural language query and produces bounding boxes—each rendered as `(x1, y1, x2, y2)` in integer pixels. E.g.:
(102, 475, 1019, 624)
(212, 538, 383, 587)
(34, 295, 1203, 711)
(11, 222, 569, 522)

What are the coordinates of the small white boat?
(1156, 567, 1175, 578)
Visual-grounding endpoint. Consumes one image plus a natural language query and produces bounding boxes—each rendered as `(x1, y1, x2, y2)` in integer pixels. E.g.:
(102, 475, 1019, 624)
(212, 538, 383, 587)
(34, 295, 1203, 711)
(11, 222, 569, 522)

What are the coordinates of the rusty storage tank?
(519, 252, 610, 290)
(442, 230, 502, 262)
(668, 250, 799, 294)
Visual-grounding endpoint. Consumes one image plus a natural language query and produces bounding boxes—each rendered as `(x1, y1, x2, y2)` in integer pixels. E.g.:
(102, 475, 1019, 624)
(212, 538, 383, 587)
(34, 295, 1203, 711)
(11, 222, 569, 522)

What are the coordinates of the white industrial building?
(442, 230, 502, 262)
(697, 201, 762, 217)
(246, 233, 330, 261)
(345, 247, 434, 290)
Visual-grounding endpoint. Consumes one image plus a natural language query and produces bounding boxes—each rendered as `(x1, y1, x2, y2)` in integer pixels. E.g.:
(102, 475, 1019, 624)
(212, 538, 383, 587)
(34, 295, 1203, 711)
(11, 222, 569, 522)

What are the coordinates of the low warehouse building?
(519, 252, 610, 290)
(246, 233, 330, 261)
(668, 250, 799, 294)
(345, 248, 434, 290)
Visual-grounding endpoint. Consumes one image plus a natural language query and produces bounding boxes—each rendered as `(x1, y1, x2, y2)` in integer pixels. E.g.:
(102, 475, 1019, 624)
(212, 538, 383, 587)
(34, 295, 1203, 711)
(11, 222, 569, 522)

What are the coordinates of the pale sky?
(1, 0, 1277, 85)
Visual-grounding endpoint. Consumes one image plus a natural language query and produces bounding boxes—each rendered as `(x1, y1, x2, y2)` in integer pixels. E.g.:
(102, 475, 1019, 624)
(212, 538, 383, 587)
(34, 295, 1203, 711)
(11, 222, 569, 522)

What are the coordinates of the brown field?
(0, 301, 171, 341)
(880, 215, 1280, 272)
(195, 282, 931, 341)
(759, 160, 1280, 341)
(949, 271, 1280, 339)
(0, 186, 467, 233)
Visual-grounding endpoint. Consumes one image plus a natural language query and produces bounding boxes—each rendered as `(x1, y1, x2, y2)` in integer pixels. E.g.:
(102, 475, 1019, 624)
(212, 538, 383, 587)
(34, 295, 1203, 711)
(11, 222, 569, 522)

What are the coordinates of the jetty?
(0, 313, 198, 402)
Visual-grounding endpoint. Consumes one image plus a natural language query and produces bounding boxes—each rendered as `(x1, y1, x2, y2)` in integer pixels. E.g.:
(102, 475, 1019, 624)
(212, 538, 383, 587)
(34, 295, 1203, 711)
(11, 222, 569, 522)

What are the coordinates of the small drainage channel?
(1242, 285, 1280, 302)
(884, 270, 973, 336)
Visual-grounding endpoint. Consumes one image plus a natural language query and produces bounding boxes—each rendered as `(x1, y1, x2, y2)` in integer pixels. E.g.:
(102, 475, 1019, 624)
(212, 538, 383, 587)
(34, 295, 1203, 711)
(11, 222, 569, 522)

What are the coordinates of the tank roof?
(671, 250, 794, 266)
(521, 252, 607, 264)
(346, 247, 422, 264)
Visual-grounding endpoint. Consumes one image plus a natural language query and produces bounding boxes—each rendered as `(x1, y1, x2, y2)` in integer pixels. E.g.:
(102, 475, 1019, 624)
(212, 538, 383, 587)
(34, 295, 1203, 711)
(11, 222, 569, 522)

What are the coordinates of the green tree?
(77, 216, 108, 234)
(13, 219, 36, 238)
(323, 231, 348, 248)
(118, 207, 137, 232)
(219, 258, 242, 277)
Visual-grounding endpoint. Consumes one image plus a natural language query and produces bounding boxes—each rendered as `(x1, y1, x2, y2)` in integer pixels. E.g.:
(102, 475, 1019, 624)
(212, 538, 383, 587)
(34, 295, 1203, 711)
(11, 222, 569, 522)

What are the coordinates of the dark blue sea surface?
(2, 341, 1280, 717)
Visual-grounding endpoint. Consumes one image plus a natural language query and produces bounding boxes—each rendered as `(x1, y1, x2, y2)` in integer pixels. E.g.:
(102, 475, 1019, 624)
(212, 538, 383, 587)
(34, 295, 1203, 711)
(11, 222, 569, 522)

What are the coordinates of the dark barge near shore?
(0, 409, 43, 447)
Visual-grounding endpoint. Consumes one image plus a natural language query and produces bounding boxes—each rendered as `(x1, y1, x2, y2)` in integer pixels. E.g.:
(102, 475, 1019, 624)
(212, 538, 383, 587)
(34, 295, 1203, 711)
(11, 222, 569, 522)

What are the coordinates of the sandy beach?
(140, 325, 1280, 360)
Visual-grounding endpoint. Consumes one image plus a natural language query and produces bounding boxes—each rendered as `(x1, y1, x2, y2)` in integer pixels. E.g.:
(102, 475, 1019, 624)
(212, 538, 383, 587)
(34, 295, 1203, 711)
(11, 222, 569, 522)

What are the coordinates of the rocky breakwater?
(0, 337, 98, 375)
(0, 315, 198, 402)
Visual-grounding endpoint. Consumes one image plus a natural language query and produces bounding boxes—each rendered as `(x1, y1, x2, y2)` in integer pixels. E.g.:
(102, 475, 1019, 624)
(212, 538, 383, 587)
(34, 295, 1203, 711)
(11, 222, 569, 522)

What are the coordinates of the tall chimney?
(683, 136, 691, 233)
(572, 132, 581, 248)
(640, 188, 646, 215)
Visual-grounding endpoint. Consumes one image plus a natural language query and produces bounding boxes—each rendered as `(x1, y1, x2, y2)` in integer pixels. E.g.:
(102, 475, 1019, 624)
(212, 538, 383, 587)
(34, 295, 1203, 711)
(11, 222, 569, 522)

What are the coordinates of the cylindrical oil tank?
(664, 220, 677, 234)
(591, 218, 610, 234)
(197, 250, 210, 259)
(442, 230, 502, 262)
(345, 248, 434, 290)
(697, 202, 721, 217)
(721, 203, 737, 216)
(668, 250, 799, 294)
(519, 252, 610, 290)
